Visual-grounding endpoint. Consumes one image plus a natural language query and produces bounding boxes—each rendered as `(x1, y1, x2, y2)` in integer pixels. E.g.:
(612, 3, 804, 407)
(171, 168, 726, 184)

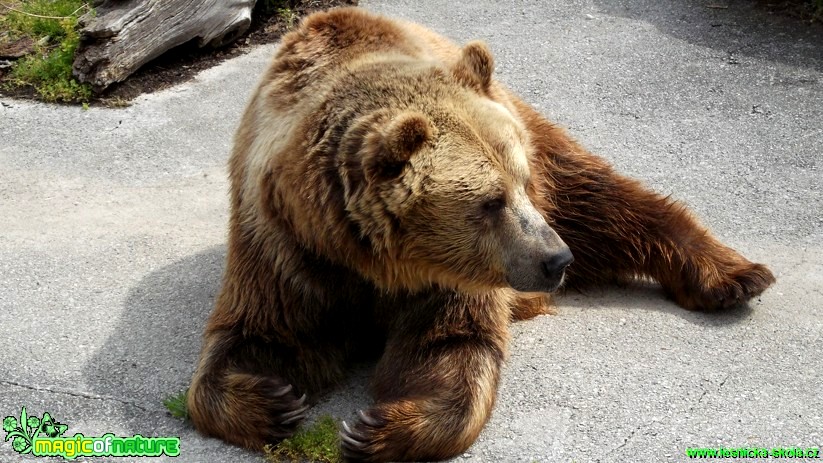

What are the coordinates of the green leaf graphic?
(19, 407, 27, 433)
(5, 428, 27, 438)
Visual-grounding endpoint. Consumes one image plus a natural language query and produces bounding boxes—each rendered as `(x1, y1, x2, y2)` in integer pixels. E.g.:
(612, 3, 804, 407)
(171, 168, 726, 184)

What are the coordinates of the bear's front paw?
(339, 401, 474, 462)
(189, 373, 310, 450)
(229, 377, 310, 448)
(673, 260, 776, 311)
(339, 409, 389, 462)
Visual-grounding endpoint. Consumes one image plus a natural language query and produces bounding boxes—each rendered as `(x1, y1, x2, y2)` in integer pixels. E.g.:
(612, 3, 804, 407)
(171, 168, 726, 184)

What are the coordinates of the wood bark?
(73, 0, 257, 89)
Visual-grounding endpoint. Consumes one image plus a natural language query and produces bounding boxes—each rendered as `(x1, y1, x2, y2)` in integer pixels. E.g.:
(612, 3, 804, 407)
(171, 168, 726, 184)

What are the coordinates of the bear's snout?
(503, 203, 573, 293)
(541, 247, 574, 282)
(505, 240, 572, 293)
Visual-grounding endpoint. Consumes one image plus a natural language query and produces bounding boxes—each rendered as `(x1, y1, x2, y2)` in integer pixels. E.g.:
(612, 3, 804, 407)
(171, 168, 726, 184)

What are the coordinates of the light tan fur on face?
(384, 94, 546, 291)
(478, 99, 532, 183)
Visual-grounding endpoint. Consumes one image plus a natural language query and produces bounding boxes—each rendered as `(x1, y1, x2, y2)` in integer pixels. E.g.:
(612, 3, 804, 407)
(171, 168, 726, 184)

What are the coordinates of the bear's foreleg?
(187, 238, 354, 449)
(187, 338, 308, 449)
(341, 292, 509, 462)
(517, 99, 775, 310)
(187, 326, 350, 450)
(340, 339, 503, 462)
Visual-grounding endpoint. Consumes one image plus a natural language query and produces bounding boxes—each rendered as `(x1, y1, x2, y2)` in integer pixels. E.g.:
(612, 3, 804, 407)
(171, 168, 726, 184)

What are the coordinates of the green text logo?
(3, 406, 180, 460)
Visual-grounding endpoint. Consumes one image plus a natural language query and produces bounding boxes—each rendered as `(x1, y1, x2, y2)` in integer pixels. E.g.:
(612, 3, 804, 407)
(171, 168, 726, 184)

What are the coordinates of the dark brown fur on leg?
(187, 355, 309, 450)
(513, 98, 775, 310)
(188, 227, 362, 450)
(187, 322, 349, 450)
(341, 291, 510, 462)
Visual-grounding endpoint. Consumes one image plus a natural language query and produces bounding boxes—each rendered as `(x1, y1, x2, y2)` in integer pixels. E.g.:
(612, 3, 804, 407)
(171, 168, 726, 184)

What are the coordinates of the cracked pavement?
(1, 0, 821, 461)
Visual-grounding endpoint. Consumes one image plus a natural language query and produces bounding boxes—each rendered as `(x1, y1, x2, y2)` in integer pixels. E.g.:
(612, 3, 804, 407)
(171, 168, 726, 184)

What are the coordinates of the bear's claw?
(279, 400, 310, 425)
(340, 410, 388, 461)
(340, 420, 370, 460)
(271, 384, 294, 397)
(258, 379, 309, 441)
(357, 409, 381, 427)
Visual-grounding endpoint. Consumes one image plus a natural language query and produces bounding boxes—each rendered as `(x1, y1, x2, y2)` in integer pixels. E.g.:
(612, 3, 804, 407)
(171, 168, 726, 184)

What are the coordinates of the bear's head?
(338, 42, 573, 294)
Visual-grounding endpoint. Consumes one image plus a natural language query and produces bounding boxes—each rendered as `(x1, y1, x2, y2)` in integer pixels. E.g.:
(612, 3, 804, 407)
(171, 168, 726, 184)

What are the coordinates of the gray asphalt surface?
(1, 0, 821, 462)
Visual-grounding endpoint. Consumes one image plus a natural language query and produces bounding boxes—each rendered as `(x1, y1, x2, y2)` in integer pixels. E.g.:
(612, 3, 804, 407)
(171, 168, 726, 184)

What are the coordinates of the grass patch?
(1, 0, 92, 102)
(162, 389, 189, 421)
(258, 0, 294, 14)
(277, 7, 299, 29)
(265, 415, 342, 463)
(163, 388, 341, 461)
(162, 390, 341, 462)
(257, 0, 299, 28)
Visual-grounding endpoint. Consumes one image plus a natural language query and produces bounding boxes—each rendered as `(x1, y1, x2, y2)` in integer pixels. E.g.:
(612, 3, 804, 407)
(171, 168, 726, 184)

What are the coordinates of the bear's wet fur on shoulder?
(188, 7, 775, 462)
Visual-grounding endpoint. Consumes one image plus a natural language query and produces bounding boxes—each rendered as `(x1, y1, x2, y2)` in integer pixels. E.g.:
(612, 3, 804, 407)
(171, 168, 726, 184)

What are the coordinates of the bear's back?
(262, 8, 430, 103)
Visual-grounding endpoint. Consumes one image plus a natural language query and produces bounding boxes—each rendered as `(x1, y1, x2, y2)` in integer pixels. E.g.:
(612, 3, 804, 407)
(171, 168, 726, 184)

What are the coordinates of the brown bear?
(187, 7, 775, 462)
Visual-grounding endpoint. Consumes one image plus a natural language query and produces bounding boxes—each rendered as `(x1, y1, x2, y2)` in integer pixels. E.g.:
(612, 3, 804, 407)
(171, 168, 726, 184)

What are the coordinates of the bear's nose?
(541, 248, 574, 279)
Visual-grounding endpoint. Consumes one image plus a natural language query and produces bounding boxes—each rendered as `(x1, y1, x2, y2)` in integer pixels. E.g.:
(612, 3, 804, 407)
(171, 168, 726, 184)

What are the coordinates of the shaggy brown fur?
(187, 8, 775, 462)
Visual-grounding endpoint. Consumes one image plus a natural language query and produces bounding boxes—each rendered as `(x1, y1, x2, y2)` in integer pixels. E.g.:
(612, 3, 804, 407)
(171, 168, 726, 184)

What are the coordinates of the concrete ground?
(1, 0, 821, 461)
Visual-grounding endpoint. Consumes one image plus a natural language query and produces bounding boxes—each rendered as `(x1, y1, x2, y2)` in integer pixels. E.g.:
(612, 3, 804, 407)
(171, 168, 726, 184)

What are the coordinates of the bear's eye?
(482, 197, 506, 213)
(379, 161, 405, 179)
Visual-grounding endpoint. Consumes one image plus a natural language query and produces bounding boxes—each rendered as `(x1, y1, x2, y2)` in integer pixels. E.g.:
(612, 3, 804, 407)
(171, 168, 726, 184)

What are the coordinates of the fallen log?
(73, 0, 257, 90)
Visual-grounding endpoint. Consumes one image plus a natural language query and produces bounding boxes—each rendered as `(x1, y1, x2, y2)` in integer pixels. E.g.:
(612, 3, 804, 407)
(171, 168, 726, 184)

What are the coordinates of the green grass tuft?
(162, 389, 189, 421)
(258, 0, 293, 15)
(277, 7, 298, 29)
(1, 0, 92, 102)
(265, 415, 342, 463)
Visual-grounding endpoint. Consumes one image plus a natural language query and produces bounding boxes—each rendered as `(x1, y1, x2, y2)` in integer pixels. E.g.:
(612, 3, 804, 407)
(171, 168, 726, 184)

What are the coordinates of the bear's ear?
(452, 41, 494, 93)
(364, 112, 433, 183)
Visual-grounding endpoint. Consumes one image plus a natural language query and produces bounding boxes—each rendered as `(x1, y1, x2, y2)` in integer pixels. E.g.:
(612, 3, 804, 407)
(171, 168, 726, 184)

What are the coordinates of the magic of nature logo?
(3, 406, 180, 459)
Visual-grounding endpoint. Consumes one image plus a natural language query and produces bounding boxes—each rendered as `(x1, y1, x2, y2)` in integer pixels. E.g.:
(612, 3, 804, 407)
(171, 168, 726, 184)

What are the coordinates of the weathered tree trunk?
(73, 0, 257, 90)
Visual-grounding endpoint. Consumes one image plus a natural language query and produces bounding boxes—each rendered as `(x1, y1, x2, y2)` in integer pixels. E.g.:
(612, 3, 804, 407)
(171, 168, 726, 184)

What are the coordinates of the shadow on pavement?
(558, 282, 755, 326)
(83, 246, 226, 410)
(594, 0, 823, 72)
(83, 245, 372, 429)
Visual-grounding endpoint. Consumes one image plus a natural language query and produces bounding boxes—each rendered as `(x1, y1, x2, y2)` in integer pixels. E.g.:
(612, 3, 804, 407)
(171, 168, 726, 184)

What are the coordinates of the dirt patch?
(0, 36, 34, 58)
(0, 0, 356, 106)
